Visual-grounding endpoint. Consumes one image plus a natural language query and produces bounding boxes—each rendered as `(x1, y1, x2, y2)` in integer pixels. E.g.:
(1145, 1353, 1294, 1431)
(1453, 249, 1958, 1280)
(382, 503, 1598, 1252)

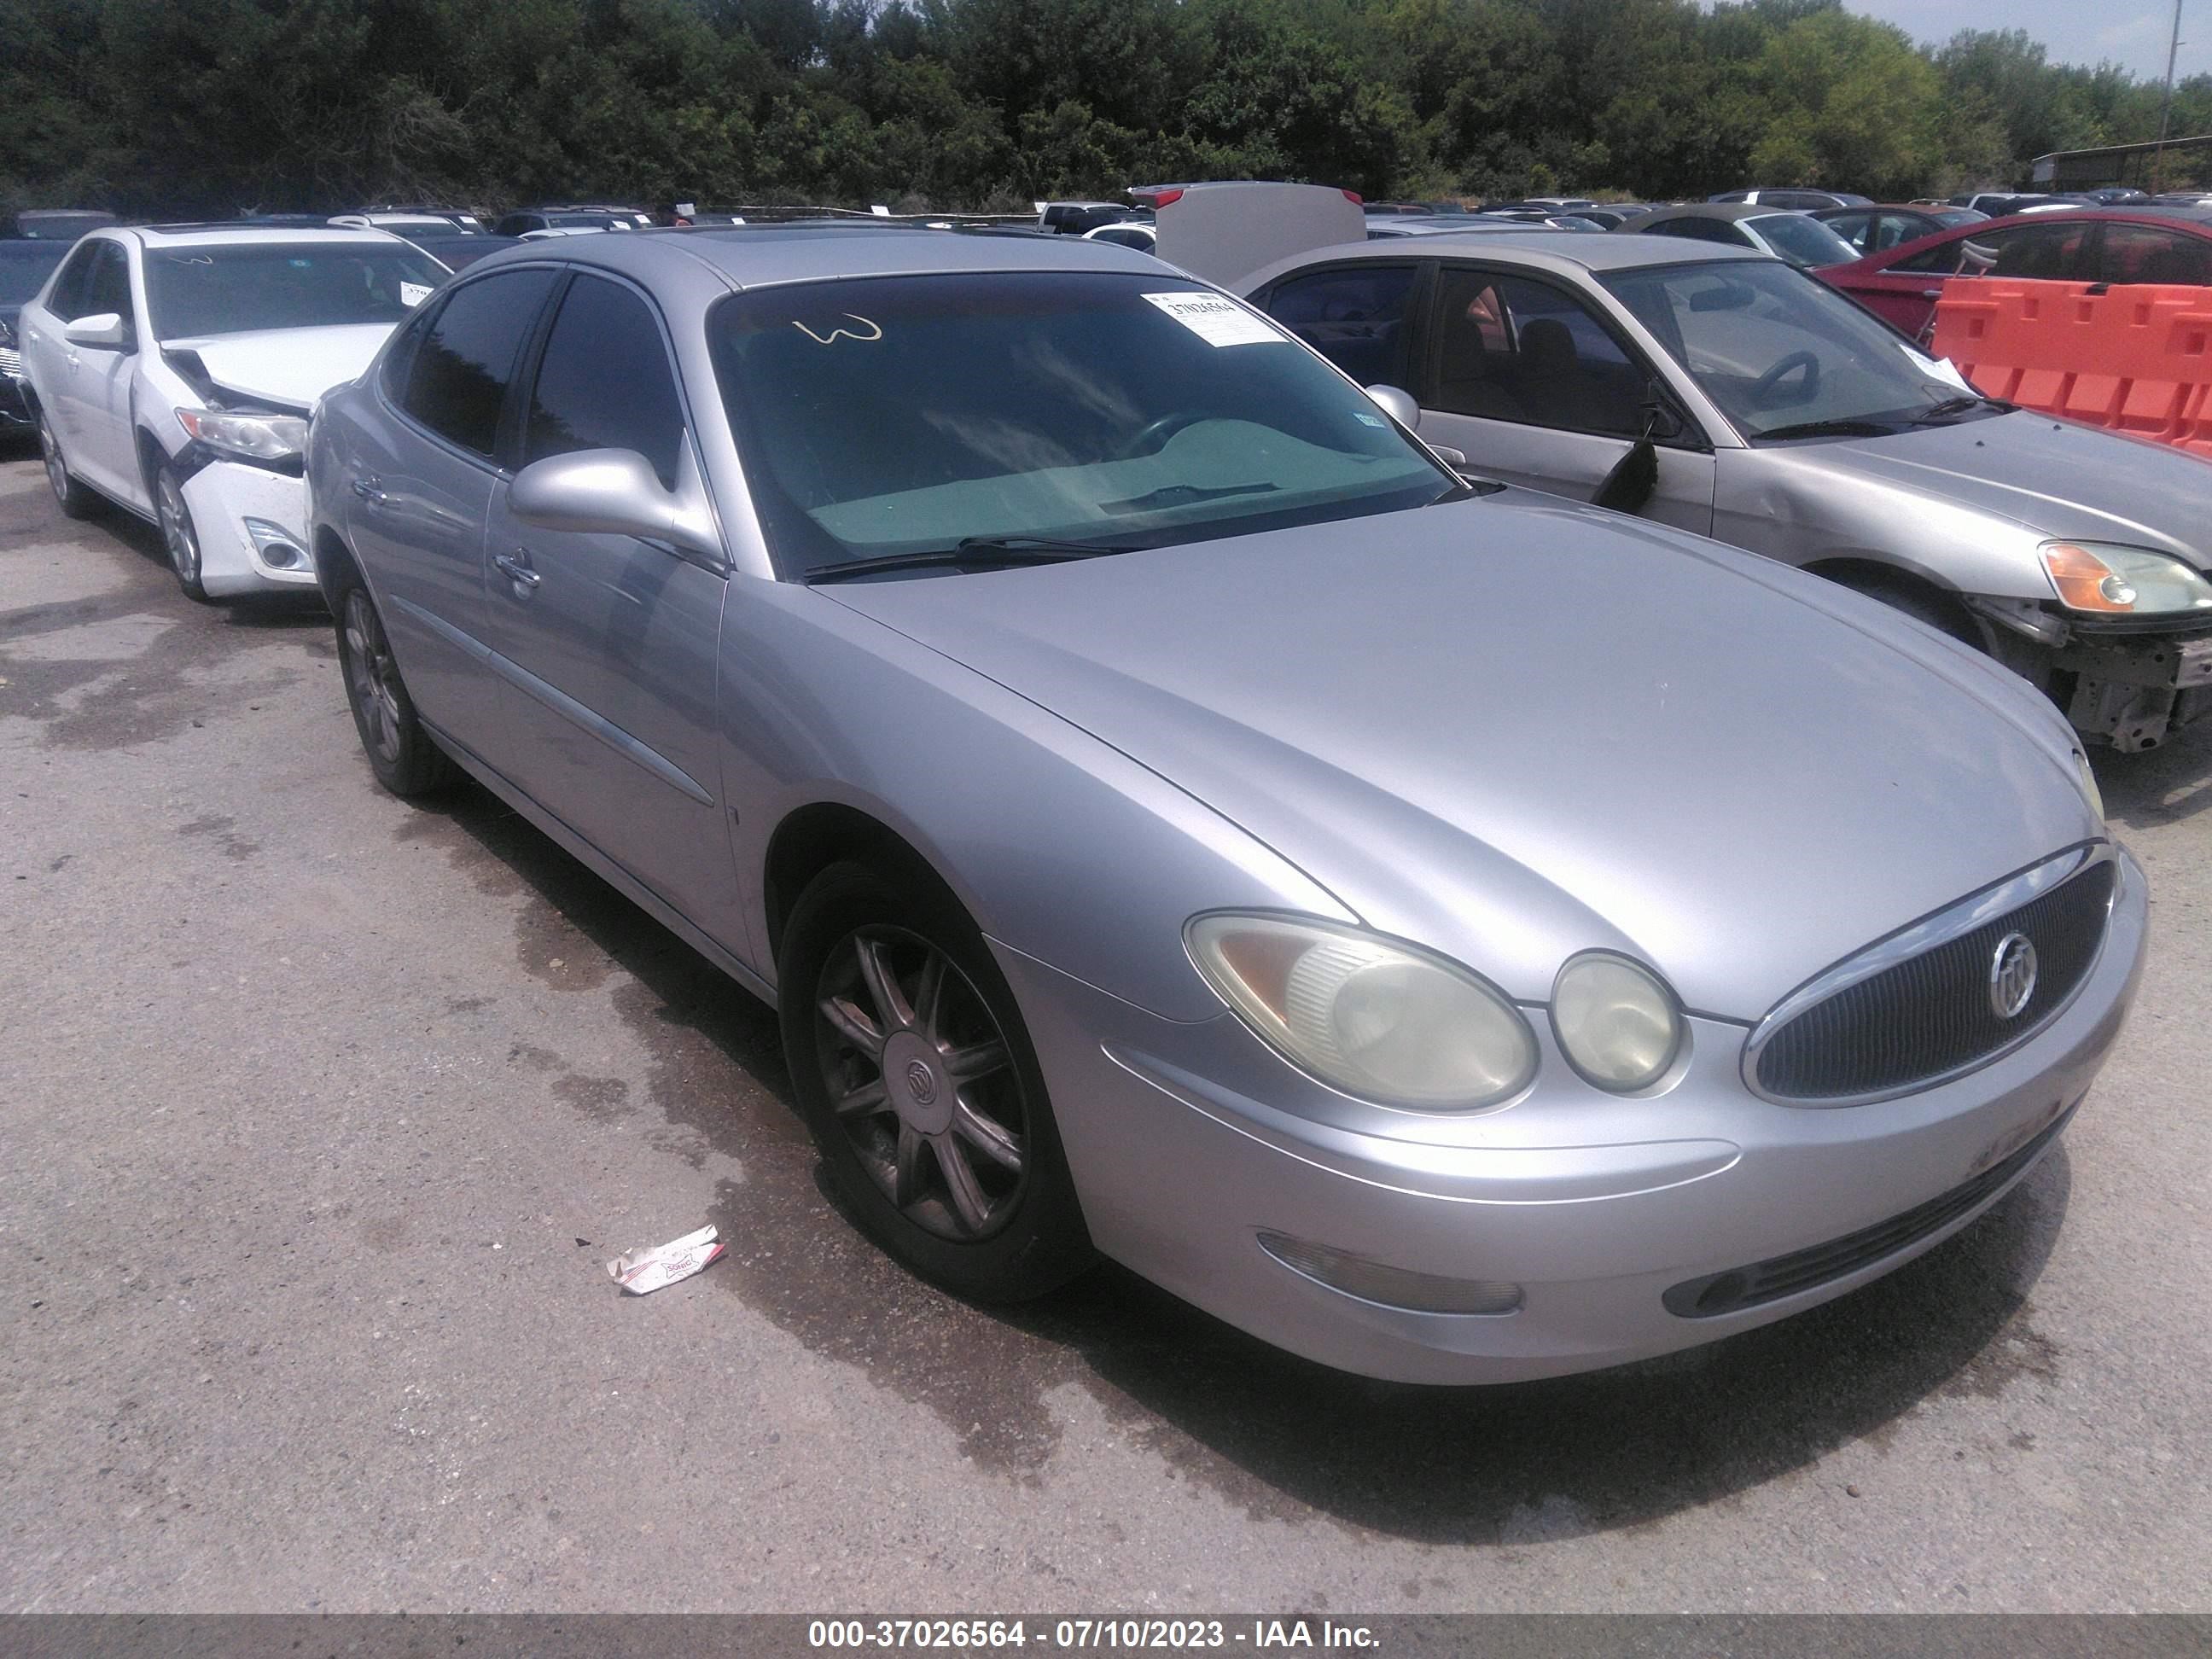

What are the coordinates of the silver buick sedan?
(306, 227, 2144, 1383)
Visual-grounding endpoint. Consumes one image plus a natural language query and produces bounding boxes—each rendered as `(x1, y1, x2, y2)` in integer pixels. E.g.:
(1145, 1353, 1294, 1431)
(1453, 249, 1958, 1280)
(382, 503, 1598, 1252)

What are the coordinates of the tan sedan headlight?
(1186, 913, 1536, 1109)
(1551, 952, 1683, 1091)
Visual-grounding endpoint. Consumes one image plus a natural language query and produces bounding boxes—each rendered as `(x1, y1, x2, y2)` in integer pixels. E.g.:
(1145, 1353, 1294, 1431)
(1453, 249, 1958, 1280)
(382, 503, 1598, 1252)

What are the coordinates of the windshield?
(710, 271, 1458, 573)
(146, 242, 448, 338)
(1747, 213, 1859, 267)
(0, 243, 70, 306)
(1603, 259, 1975, 439)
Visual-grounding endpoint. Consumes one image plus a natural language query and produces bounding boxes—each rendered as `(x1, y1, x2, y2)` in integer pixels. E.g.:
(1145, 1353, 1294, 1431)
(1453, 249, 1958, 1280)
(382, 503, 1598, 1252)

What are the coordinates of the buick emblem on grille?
(1989, 932, 2039, 1020)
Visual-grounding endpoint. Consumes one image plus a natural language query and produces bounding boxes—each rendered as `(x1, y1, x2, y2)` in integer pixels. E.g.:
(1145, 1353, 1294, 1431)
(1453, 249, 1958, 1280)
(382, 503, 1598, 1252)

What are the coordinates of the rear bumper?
(997, 846, 2146, 1384)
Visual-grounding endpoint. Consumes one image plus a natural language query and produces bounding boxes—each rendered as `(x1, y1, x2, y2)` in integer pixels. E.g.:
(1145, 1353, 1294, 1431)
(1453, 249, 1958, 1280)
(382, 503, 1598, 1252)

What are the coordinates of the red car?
(1818, 207, 2212, 337)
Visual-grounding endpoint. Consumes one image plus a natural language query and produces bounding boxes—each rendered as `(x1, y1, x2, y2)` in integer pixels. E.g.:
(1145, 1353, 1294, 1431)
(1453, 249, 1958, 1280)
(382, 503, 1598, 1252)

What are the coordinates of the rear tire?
(38, 413, 97, 521)
(778, 860, 1093, 1303)
(333, 576, 458, 798)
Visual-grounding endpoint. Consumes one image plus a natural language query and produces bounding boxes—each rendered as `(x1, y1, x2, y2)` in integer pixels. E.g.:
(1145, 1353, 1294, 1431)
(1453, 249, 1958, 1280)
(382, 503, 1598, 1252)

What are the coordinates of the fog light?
(242, 517, 307, 571)
(1257, 1231, 1522, 1315)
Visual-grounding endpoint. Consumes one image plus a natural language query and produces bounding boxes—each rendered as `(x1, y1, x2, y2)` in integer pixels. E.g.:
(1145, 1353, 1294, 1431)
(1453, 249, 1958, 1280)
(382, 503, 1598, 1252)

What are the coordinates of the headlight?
(1551, 952, 1683, 1092)
(2073, 748, 2104, 821)
(175, 406, 308, 463)
(2040, 541, 2212, 616)
(1185, 913, 1536, 1109)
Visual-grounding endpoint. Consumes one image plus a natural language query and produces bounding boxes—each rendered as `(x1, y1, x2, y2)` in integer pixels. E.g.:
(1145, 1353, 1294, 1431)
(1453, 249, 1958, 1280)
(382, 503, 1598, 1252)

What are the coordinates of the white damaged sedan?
(17, 224, 448, 600)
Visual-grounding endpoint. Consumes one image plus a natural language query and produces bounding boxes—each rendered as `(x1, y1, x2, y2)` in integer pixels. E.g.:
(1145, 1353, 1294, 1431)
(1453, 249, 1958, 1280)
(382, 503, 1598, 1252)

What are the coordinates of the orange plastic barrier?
(1930, 281, 2212, 460)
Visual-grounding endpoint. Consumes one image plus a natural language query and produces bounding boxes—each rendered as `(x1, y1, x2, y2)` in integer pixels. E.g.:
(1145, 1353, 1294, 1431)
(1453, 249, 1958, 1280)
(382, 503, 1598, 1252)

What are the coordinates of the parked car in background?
(1, 239, 75, 432)
(1569, 206, 1652, 230)
(308, 223, 2138, 1383)
(1365, 216, 1597, 239)
(2, 208, 119, 241)
(1080, 219, 1155, 251)
(1950, 192, 2087, 218)
(16, 224, 447, 598)
(1708, 188, 1871, 210)
(492, 206, 652, 236)
(1036, 201, 1135, 235)
(329, 213, 469, 239)
(1812, 203, 1987, 255)
(1235, 231, 2212, 749)
(394, 230, 523, 271)
(1621, 204, 1860, 268)
(1821, 208, 2212, 336)
(2080, 188, 2151, 206)
(346, 205, 486, 232)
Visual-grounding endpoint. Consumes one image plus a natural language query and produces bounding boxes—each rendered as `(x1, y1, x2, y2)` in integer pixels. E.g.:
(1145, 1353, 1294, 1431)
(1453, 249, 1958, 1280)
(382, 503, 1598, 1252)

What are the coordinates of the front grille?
(1751, 854, 2115, 1103)
(1663, 1102, 2075, 1318)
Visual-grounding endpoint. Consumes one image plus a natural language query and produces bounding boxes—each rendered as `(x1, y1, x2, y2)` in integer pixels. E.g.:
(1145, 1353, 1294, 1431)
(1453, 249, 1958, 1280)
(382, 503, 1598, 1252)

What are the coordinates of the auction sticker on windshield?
(1143, 291, 1283, 346)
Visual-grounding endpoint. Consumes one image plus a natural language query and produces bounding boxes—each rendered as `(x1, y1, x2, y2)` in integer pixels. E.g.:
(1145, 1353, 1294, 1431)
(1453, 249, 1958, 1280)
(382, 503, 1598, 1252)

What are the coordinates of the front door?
(479, 271, 735, 940)
(1416, 265, 1715, 534)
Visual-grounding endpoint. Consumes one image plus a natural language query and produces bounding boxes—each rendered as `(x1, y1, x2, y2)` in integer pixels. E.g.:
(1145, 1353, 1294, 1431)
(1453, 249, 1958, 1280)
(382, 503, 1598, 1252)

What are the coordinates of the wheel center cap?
(882, 1033, 954, 1135)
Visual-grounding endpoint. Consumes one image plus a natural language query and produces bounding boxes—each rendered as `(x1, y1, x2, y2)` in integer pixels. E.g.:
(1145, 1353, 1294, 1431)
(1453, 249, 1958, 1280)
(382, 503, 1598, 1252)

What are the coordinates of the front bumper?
(178, 459, 320, 597)
(995, 846, 2146, 1384)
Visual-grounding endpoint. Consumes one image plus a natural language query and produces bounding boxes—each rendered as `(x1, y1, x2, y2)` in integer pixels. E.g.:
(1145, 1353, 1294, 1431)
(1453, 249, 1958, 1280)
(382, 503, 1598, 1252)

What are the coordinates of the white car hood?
(160, 323, 399, 411)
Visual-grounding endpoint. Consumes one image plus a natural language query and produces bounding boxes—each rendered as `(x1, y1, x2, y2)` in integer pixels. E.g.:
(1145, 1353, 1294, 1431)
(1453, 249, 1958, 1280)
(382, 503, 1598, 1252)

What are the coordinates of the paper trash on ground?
(606, 1225, 725, 1295)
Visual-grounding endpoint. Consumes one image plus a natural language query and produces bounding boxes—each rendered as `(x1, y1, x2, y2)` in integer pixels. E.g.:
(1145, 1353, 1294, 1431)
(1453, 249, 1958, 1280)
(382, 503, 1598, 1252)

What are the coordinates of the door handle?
(1920, 289, 1941, 300)
(493, 550, 541, 590)
(351, 477, 387, 504)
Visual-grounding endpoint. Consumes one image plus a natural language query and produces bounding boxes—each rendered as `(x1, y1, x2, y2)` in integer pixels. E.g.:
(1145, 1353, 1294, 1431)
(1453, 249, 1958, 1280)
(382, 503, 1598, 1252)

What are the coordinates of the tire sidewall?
(39, 414, 94, 519)
(334, 578, 451, 797)
(154, 461, 208, 599)
(778, 861, 1091, 1302)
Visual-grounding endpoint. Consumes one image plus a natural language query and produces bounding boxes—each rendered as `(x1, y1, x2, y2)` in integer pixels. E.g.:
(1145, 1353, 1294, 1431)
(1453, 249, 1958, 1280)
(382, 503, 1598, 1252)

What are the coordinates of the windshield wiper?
(803, 535, 1137, 583)
(1754, 417, 1904, 441)
(1909, 393, 2012, 423)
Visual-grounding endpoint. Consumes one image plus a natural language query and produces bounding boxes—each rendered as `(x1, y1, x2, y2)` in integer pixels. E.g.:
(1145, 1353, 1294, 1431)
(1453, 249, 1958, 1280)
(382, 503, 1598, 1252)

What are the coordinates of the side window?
(380, 301, 438, 402)
(1257, 264, 1415, 388)
(44, 240, 103, 321)
(85, 242, 136, 329)
(522, 275, 687, 488)
(1972, 223, 2094, 281)
(1894, 236, 1965, 274)
(1431, 269, 1646, 437)
(1655, 218, 1747, 246)
(1825, 213, 1871, 252)
(2098, 224, 2212, 286)
(1874, 213, 1918, 252)
(399, 267, 559, 459)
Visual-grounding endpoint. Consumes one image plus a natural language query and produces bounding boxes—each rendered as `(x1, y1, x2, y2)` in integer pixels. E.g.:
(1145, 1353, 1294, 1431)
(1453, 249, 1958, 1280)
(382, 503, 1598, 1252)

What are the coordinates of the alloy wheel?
(39, 418, 69, 504)
(813, 926, 1028, 1241)
(156, 469, 201, 589)
(342, 590, 405, 765)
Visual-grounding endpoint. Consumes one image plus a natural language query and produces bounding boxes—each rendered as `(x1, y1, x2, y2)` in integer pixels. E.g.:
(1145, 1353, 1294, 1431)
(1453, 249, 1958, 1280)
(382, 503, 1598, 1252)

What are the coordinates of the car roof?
(1636, 203, 1797, 224)
(130, 224, 416, 248)
(457, 221, 1165, 291)
(1237, 230, 1767, 293)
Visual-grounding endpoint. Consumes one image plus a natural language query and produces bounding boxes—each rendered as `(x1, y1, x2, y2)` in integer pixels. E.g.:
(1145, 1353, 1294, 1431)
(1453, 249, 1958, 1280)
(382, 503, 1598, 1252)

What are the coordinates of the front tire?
(778, 861, 1093, 1303)
(38, 413, 97, 521)
(334, 577, 458, 798)
(153, 459, 209, 601)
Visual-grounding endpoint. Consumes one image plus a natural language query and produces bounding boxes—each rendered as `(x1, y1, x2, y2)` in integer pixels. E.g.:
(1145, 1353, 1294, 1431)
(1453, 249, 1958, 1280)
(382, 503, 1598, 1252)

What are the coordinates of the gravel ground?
(1, 449, 2207, 1614)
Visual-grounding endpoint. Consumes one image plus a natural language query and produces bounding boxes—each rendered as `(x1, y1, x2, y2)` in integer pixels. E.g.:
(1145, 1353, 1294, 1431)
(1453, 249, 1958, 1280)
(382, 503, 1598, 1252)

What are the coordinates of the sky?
(1847, 0, 2197, 84)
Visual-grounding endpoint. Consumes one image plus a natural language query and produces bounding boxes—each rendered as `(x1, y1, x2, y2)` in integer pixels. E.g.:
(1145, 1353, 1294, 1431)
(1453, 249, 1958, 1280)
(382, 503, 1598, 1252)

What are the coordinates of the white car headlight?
(1551, 952, 1683, 1092)
(175, 406, 308, 464)
(1186, 913, 1536, 1109)
(2040, 541, 2212, 616)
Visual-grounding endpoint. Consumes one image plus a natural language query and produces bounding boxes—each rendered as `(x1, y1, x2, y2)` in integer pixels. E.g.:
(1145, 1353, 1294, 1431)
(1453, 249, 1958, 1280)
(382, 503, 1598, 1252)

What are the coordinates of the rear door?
(346, 264, 561, 761)
(478, 270, 735, 934)
(1412, 264, 1715, 533)
(1841, 219, 2098, 336)
(21, 239, 101, 453)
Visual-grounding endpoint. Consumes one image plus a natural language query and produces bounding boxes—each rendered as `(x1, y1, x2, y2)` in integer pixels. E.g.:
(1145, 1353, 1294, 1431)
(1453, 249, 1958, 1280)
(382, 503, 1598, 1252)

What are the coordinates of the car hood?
(1806, 412, 2212, 569)
(158, 323, 399, 411)
(826, 494, 2098, 1021)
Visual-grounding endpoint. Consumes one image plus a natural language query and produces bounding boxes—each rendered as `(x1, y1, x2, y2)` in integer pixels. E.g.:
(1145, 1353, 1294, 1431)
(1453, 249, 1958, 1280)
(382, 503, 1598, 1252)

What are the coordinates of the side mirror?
(1643, 397, 1688, 444)
(509, 447, 721, 561)
(1364, 383, 1421, 431)
(65, 312, 131, 350)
